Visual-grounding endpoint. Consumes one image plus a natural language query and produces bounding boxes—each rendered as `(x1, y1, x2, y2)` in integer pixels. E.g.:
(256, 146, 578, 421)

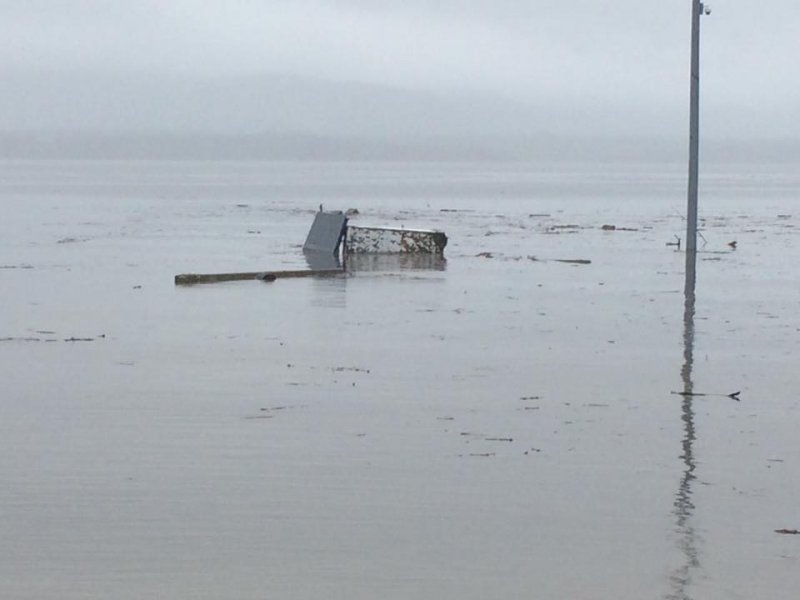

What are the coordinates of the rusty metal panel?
(345, 226, 447, 255)
(303, 211, 348, 254)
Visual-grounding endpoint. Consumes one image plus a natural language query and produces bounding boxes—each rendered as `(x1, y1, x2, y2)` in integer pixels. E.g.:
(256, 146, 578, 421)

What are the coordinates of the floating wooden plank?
(175, 269, 344, 285)
(346, 225, 447, 255)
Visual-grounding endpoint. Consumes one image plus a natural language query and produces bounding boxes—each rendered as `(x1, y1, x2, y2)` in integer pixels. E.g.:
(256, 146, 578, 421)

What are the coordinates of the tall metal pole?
(686, 0, 703, 253)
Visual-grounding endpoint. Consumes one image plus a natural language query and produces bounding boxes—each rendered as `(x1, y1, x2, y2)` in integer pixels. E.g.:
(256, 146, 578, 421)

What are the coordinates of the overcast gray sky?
(2, 1, 798, 141)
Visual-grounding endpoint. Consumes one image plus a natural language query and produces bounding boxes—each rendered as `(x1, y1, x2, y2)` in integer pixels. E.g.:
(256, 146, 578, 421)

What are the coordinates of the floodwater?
(1, 159, 799, 599)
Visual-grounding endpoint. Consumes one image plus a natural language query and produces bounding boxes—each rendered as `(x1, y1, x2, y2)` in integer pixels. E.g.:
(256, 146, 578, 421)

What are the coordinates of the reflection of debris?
(476, 252, 494, 258)
(346, 253, 446, 272)
(667, 235, 681, 249)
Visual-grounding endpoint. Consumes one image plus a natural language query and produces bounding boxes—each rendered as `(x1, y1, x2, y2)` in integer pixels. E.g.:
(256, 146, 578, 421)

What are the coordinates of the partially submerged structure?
(346, 225, 447, 255)
(175, 209, 447, 285)
(304, 209, 447, 265)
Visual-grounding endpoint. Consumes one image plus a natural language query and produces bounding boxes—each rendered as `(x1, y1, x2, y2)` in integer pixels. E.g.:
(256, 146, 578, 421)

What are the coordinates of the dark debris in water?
(2, 334, 105, 343)
(554, 259, 592, 265)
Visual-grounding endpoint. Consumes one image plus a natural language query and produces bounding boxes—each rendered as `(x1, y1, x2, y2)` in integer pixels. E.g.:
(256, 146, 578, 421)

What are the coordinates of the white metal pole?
(686, 0, 702, 252)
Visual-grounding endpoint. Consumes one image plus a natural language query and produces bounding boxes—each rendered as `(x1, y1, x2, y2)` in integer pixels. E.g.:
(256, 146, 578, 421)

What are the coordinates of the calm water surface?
(1, 160, 799, 599)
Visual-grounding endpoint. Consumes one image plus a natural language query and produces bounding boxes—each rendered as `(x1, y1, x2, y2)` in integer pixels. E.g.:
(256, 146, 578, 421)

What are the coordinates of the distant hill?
(1, 68, 797, 162)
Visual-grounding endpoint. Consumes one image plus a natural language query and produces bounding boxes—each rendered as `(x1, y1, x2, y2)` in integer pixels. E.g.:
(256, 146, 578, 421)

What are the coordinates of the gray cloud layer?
(2, 1, 798, 141)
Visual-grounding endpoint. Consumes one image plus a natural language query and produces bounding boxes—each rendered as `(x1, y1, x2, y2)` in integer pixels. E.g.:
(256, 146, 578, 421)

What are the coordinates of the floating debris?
(671, 390, 741, 401)
(601, 224, 639, 231)
(331, 366, 371, 373)
(2, 334, 103, 343)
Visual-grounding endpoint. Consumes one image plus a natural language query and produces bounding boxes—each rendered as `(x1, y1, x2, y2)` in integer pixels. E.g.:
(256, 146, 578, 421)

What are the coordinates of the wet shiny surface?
(2, 160, 799, 599)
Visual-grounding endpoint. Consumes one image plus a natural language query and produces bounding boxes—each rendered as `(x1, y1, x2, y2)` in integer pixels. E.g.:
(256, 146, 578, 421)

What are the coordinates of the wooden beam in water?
(175, 269, 344, 285)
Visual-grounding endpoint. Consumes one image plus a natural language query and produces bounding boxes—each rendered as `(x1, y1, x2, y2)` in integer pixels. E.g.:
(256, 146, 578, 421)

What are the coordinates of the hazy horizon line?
(1, 129, 798, 164)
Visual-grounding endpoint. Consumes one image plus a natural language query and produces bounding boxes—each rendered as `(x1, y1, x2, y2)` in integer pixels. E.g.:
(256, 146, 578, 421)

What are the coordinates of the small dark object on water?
(555, 259, 591, 265)
(728, 240, 737, 249)
(775, 529, 800, 535)
(259, 273, 277, 282)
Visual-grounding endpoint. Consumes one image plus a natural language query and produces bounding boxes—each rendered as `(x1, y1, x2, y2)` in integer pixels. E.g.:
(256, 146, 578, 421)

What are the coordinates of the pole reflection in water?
(668, 250, 700, 599)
